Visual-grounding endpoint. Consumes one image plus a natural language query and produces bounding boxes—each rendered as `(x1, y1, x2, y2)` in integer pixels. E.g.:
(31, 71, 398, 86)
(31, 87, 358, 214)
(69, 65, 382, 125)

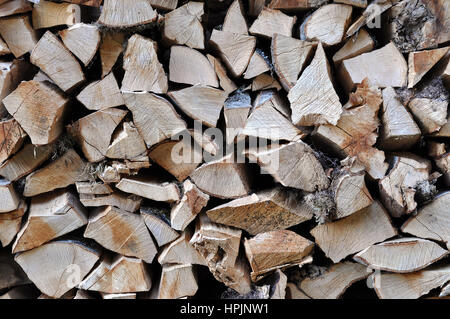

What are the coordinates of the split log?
(3, 81, 68, 145)
(0, 200, 26, 247)
(23, 149, 88, 197)
(32, 0, 80, 29)
(158, 264, 198, 299)
(67, 108, 128, 162)
(338, 42, 408, 91)
(123, 92, 187, 148)
(300, 262, 371, 299)
(190, 214, 252, 294)
(244, 50, 270, 79)
(0, 178, 20, 212)
(209, 29, 256, 77)
(79, 192, 142, 213)
(168, 85, 227, 127)
(224, 92, 251, 143)
(207, 187, 313, 235)
(251, 73, 282, 92)
(0, 118, 27, 164)
(244, 230, 314, 281)
(75, 181, 112, 195)
(286, 283, 310, 299)
(189, 128, 221, 157)
(77, 73, 124, 111)
(0, 37, 9, 55)
(0, 250, 30, 290)
(169, 46, 218, 87)
(268, 270, 287, 299)
(288, 43, 343, 126)
(207, 54, 237, 94)
(149, 0, 178, 11)
(98, 0, 157, 28)
(271, 34, 316, 91)
(116, 176, 180, 202)
(121, 34, 168, 93)
(223, 0, 247, 35)
(249, 8, 296, 38)
(171, 179, 209, 231)
(14, 240, 100, 298)
(106, 122, 147, 161)
(407, 98, 448, 135)
(12, 191, 87, 253)
(303, 4, 352, 46)
(332, 28, 374, 65)
(0, 14, 38, 58)
(246, 141, 329, 192)
(62, 0, 102, 7)
(59, 23, 101, 66)
(346, 0, 395, 37)
(435, 153, 450, 186)
(268, 0, 327, 10)
(0, 0, 32, 18)
(402, 191, 450, 249)
(100, 32, 125, 78)
(157, 231, 207, 266)
(311, 201, 397, 263)
(141, 206, 179, 247)
(190, 155, 251, 199)
(408, 47, 449, 88)
(79, 255, 152, 293)
(163, 2, 204, 49)
(334, 0, 367, 8)
(84, 206, 157, 263)
(30, 31, 85, 92)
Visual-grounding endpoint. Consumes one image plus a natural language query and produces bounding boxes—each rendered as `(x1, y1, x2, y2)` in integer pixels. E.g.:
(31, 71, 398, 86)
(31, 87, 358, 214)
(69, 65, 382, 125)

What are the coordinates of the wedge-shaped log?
(116, 177, 180, 202)
(223, 0, 248, 35)
(332, 28, 374, 64)
(59, 23, 100, 66)
(408, 47, 449, 88)
(77, 73, 124, 111)
(141, 206, 179, 247)
(249, 8, 296, 38)
(106, 122, 147, 161)
(252, 73, 282, 92)
(79, 193, 142, 213)
(0, 14, 37, 58)
(0, 200, 26, 247)
(207, 54, 237, 94)
(0, 118, 26, 164)
(244, 50, 270, 79)
(408, 98, 448, 135)
(0, 179, 19, 212)
(32, 0, 80, 29)
(346, 0, 394, 37)
(268, 0, 327, 10)
(158, 264, 198, 299)
(76, 181, 112, 195)
(149, 0, 178, 11)
(223, 92, 251, 143)
(98, 0, 157, 28)
(100, 32, 125, 78)
(158, 231, 207, 266)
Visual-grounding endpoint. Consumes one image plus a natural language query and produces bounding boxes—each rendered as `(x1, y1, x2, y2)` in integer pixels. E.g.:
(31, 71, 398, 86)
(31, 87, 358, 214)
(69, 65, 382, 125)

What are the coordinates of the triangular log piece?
(98, 0, 157, 28)
(158, 264, 198, 299)
(59, 23, 101, 66)
(116, 176, 180, 202)
(249, 8, 296, 38)
(141, 206, 179, 247)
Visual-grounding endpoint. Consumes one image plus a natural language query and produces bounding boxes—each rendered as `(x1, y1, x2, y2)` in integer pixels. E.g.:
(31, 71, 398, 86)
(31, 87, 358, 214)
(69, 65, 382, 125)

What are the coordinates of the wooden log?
(4, 81, 68, 145)
(271, 34, 316, 91)
(67, 108, 127, 162)
(268, 0, 327, 10)
(157, 230, 207, 266)
(0, 0, 32, 18)
(244, 230, 314, 282)
(0, 200, 26, 247)
(149, 0, 178, 11)
(23, 149, 88, 197)
(116, 176, 180, 202)
(223, 92, 251, 143)
(163, 2, 204, 49)
(158, 264, 198, 299)
(84, 206, 157, 263)
(346, 0, 395, 37)
(286, 283, 310, 299)
(98, 0, 157, 28)
(141, 206, 179, 247)
(0, 118, 27, 164)
(338, 42, 408, 91)
(244, 50, 270, 79)
(0, 36, 9, 55)
(246, 141, 329, 192)
(269, 269, 287, 299)
(30, 31, 85, 92)
(121, 34, 168, 93)
(303, 4, 352, 46)
(249, 8, 296, 38)
(79, 192, 142, 213)
(32, 0, 80, 29)
(171, 179, 209, 231)
(0, 178, 19, 212)
(168, 85, 227, 127)
(0, 249, 30, 290)
(435, 153, 450, 186)
(14, 240, 100, 298)
(79, 255, 152, 293)
(209, 29, 256, 78)
(288, 43, 342, 126)
(300, 262, 371, 299)
(62, 0, 102, 7)
(408, 47, 449, 88)
(0, 14, 38, 58)
(223, 0, 247, 35)
(207, 54, 237, 94)
(334, 0, 367, 8)
(77, 73, 124, 111)
(332, 28, 374, 65)
(59, 23, 101, 66)
(106, 122, 147, 161)
(407, 98, 448, 135)
(75, 181, 112, 195)
(207, 187, 313, 235)
(100, 32, 125, 79)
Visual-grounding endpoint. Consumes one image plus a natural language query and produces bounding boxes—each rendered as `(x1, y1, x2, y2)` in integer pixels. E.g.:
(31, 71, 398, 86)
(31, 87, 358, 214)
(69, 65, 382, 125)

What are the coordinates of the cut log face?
(79, 192, 142, 213)
(106, 122, 148, 161)
(76, 181, 112, 195)
(116, 177, 180, 202)
(190, 214, 252, 294)
(244, 50, 270, 79)
(249, 8, 296, 38)
(0, 14, 38, 58)
(149, 0, 178, 10)
(123, 92, 187, 148)
(373, 264, 450, 299)
(171, 179, 209, 231)
(84, 206, 157, 263)
(224, 92, 251, 143)
(271, 34, 316, 91)
(268, 0, 327, 10)
(334, 0, 367, 8)
(332, 28, 374, 64)
(304, 4, 352, 46)
(207, 54, 237, 94)
(158, 264, 198, 299)
(0, 200, 26, 247)
(141, 206, 179, 247)
(209, 29, 256, 78)
(122, 34, 168, 93)
(246, 141, 329, 192)
(32, 0, 80, 29)
(379, 87, 421, 150)
(311, 200, 397, 263)
(0, 179, 20, 212)
(402, 192, 450, 249)
(77, 73, 124, 111)
(346, 1, 394, 37)
(12, 190, 88, 253)
(100, 32, 125, 78)
(407, 98, 448, 134)
(408, 47, 449, 88)
(339, 42, 408, 91)
(223, 0, 248, 35)
(0, 118, 27, 165)
(67, 108, 128, 162)
(354, 238, 449, 273)
(4, 81, 68, 146)
(98, 0, 157, 28)
(169, 46, 218, 87)
(206, 187, 313, 235)
(300, 262, 371, 299)
(163, 2, 204, 49)
(0, 0, 32, 18)
(79, 255, 152, 294)
(190, 155, 251, 199)
(157, 231, 207, 266)
(244, 230, 314, 281)
(288, 43, 342, 126)
(62, 0, 102, 7)
(59, 23, 100, 66)
(23, 149, 88, 197)
(30, 31, 85, 92)
(286, 282, 310, 299)
(168, 85, 228, 127)
(14, 240, 100, 298)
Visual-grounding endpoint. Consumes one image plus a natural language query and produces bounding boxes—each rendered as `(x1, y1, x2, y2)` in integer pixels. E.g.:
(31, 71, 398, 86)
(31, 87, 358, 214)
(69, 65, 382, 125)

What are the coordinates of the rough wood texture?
(32, 0, 80, 29)
(223, 0, 248, 35)
(0, 118, 27, 164)
(408, 47, 449, 88)
(59, 23, 101, 66)
(116, 177, 180, 202)
(79, 192, 142, 213)
(100, 32, 125, 78)
(0, 0, 32, 18)
(106, 122, 147, 161)
(158, 264, 198, 299)
(332, 28, 374, 64)
(207, 54, 238, 94)
(249, 8, 296, 38)
(0, 179, 19, 212)
(77, 73, 124, 111)
(407, 98, 448, 134)
(150, 0, 178, 10)
(98, 0, 157, 28)
(0, 14, 37, 58)
(141, 206, 179, 247)
(0, 200, 26, 247)
(244, 50, 270, 79)
(158, 231, 207, 266)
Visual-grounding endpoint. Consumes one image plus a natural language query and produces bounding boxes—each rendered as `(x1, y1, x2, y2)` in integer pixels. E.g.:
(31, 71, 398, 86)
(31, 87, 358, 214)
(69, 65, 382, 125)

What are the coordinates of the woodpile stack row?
(0, 0, 449, 299)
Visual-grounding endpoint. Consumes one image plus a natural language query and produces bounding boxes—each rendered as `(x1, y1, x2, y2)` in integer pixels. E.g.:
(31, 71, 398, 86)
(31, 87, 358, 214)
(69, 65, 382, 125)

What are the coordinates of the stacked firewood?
(0, 0, 449, 300)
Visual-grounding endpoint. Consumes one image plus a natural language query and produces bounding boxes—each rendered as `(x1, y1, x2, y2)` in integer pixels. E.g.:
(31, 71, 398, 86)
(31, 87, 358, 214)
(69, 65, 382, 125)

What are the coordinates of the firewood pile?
(0, 0, 449, 300)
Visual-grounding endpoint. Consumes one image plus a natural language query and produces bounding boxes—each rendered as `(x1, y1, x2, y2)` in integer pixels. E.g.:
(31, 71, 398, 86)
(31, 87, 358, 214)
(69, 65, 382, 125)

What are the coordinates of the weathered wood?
(334, 0, 367, 8)
(268, 0, 327, 10)
(332, 28, 374, 64)
(0, 179, 19, 212)
(286, 282, 310, 299)
(106, 121, 147, 161)
(75, 181, 113, 195)
(0, 118, 27, 165)
(62, 0, 102, 7)
(253, 74, 282, 91)
(59, 23, 101, 66)
(0, 36, 9, 55)
(32, 0, 80, 29)
(141, 206, 179, 247)
(207, 54, 237, 94)
(407, 98, 448, 134)
(0, 14, 37, 58)
(79, 192, 142, 213)
(435, 153, 450, 186)
(408, 47, 449, 88)
(77, 73, 124, 111)
(0, 0, 32, 18)
(100, 32, 125, 78)
(346, 0, 396, 37)
(223, 0, 247, 35)
(244, 50, 270, 79)
(269, 269, 287, 299)
(223, 92, 251, 143)
(98, 0, 157, 28)
(116, 176, 180, 202)
(0, 200, 26, 247)
(158, 264, 198, 299)
(158, 231, 207, 266)
(149, 0, 178, 10)
(250, 8, 296, 38)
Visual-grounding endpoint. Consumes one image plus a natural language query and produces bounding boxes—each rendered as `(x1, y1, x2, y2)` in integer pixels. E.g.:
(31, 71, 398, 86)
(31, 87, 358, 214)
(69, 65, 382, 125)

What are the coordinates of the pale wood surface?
(0, 0, 32, 18)
(158, 264, 198, 299)
(223, 0, 248, 35)
(207, 54, 238, 94)
(79, 192, 142, 213)
(149, 0, 178, 10)
(333, 28, 374, 64)
(244, 50, 270, 79)
(116, 176, 180, 202)
(158, 231, 207, 266)
(141, 206, 179, 247)
(0, 118, 27, 164)
(0, 14, 38, 58)
(100, 32, 125, 78)
(0, 200, 26, 247)
(249, 8, 296, 38)
(408, 98, 448, 134)
(32, 0, 80, 29)
(408, 47, 449, 88)
(77, 72, 124, 111)
(106, 121, 148, 161)
(98, 0, 157, 28)
(0, 178, 20, 212)
(60, 23, 101, 66)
